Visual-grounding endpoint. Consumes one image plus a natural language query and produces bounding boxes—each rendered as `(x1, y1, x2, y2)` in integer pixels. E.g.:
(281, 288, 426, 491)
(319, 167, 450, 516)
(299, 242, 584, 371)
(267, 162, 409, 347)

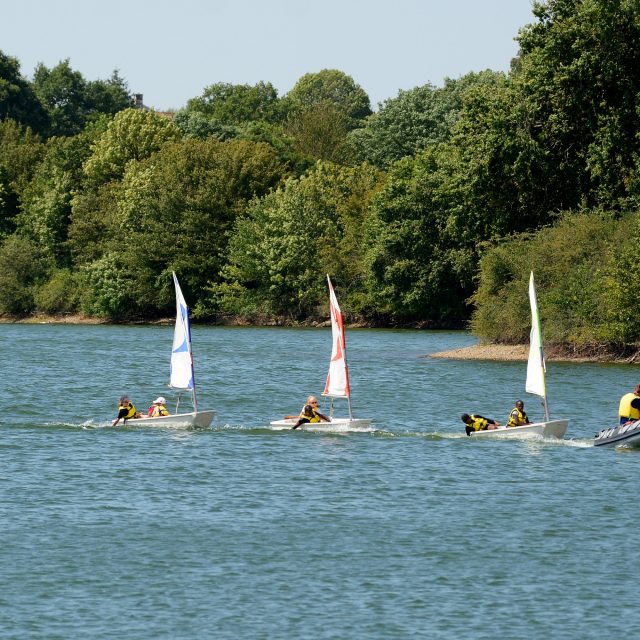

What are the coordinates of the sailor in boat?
(291, 396, 330, 430)
(147, 396, 170, 418)
(618, 384, 640, 425)
(461, 413, 501, 436)
(113, 395, 144, 426)
(506, 400, 531, 428)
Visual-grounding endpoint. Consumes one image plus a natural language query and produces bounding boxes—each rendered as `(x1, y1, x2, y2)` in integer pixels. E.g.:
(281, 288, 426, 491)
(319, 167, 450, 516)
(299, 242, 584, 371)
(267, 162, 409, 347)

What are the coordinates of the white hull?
(269, 417, 372, 432)
(594, 420, 640, 447)
(469, 419, 568, 439)
(119, 410, 215, 429)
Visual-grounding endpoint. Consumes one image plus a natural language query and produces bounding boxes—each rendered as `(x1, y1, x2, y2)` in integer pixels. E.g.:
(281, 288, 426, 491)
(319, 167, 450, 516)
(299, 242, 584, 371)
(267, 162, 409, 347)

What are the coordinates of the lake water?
(1, 324, 639, 639)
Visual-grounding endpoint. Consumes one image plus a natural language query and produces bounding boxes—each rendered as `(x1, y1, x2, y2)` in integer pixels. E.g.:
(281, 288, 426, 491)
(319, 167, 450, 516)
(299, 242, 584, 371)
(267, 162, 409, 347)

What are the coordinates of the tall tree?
(82, 107, 181, 184)
(348, 71, 504, 169)
(100, 138, 287, 316)
(183, 81, 282, 125)
(0, 50, 48, 134)
(0, 119, 44, 238)
(513, 0, 640, 209)
(286, 69, 372, 129)
(85, 70, 132, 119)
(32, 59, 88, 137)
(217, 161, 384, 318)
(18, 131, 96, 265)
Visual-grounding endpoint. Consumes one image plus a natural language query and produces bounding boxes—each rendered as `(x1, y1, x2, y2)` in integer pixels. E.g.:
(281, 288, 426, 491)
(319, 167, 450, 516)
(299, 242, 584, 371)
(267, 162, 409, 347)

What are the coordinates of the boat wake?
(214, 423, 390, 436)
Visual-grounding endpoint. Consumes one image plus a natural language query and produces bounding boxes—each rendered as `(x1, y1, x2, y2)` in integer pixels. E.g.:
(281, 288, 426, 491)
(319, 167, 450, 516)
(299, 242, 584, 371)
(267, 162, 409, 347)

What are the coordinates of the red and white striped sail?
(323, 276, 350, 398)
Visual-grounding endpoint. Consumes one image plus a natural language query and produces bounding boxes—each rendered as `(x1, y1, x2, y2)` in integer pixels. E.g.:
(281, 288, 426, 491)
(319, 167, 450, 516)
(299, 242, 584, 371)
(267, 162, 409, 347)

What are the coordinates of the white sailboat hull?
(269, 417, 372, 432)
(119, 410, 215, 429)
(469, 419, 568, 439)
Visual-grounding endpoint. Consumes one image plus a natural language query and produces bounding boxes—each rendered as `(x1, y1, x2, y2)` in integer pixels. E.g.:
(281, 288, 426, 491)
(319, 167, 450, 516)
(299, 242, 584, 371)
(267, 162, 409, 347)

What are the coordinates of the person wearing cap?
(148, 397, 170, 418)
(113, 395, 143, 425)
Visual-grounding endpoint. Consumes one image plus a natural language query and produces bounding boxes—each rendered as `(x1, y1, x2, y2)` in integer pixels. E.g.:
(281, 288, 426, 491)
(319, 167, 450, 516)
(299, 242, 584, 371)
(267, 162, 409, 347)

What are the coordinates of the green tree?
(0, 119, 44, 238)
(0, 50, 48, 134)
(32, 59, 89, 137)
(513, 0, 640, 210)
(285, 102, 353, 164)
(173, 110, 240, 141)
(348, 71, 504, 169)
(470, 211, 627, 347)
(79, 252, 145, 319)
(0, 235, 52, 314)
(109, 138, 287, 315)
(362, 149, 473, 326)
(18, 131, 96, 265)
(85, 70, 132, 119)
(183, 81, 282, 125)
(217, 161, 384, 318)
(83, 108, 181, 184)
(286, 69, 372, 128)
(67, 182, 122, 266)
(33, 268, 83, 314)
(216, 182, 330, 318)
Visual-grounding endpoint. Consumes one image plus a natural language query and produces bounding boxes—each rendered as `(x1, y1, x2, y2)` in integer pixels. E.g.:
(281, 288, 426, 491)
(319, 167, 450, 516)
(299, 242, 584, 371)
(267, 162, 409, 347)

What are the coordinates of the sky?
(1, 0, 537, 111)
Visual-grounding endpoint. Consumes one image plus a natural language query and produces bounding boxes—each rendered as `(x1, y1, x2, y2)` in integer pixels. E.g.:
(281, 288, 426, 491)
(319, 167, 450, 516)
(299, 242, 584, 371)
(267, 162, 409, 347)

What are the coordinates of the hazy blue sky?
(1, 0, 536, 111)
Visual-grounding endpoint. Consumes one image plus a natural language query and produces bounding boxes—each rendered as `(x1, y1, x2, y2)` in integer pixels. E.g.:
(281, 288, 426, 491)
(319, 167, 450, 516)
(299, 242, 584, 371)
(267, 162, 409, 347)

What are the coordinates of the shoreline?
(428, 343, 640, 364)
(3, 315, 639, 364)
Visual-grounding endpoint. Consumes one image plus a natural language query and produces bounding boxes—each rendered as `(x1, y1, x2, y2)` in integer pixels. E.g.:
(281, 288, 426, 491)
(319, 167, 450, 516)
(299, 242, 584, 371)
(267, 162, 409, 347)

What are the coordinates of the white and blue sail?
(170, 272, 197, 410)
(525, 271, 549, 421)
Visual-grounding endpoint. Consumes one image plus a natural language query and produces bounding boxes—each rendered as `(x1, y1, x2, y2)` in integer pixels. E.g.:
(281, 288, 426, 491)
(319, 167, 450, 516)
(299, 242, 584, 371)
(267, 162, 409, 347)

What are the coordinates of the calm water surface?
(1, 324, 638, 639)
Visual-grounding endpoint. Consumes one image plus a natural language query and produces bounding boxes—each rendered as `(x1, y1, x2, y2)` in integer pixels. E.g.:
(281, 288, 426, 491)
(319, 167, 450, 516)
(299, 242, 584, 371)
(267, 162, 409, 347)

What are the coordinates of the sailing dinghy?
(270, 276, 372, 431)
(116, 272, 215, 428)
(470, 272, 568, 439)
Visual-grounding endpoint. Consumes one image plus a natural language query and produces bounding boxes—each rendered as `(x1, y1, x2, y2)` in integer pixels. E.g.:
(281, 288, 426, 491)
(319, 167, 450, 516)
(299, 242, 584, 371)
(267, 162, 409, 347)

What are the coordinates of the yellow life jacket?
(119, 402, 137, 420)
(299, 407, 321, 423)
(151, 405, 169, 417)
(507, 408, 529, 427)
(469, 415, 489, 431)
(618, 393, 640, 420)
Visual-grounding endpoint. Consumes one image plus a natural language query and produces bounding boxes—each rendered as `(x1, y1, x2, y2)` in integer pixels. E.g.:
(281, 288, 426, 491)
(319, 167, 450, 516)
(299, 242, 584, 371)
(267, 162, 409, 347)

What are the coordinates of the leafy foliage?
(285, 69, 372, 128)
(110, 138, 287, 315)
(0, 50, 48, 134)
(216, 162, 384, 319)
(513, 0, 640, 210)
(183, 81, 282, 125)
(348, 71, 504, 169)
(0, 235, 52, 314)
(83, 108, 181, 184)
(471, 212, 625, 344)
(18, 132, 96, 265)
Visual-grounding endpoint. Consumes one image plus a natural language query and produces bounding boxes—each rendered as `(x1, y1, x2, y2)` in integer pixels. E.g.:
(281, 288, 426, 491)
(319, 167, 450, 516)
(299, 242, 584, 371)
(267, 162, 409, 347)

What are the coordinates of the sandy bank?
(428, 343, 640, 364)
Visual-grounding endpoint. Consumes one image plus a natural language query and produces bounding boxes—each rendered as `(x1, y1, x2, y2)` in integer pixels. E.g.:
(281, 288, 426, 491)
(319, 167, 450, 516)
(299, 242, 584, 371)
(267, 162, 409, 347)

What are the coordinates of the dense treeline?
(1, 0, 640, 350)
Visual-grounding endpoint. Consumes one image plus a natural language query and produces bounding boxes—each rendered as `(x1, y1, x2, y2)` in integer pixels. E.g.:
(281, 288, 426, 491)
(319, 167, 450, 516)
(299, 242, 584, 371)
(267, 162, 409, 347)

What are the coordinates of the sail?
(169, 272, 195, 391)
(323, 276, 350, 398)
(525, 271, 547, 400)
